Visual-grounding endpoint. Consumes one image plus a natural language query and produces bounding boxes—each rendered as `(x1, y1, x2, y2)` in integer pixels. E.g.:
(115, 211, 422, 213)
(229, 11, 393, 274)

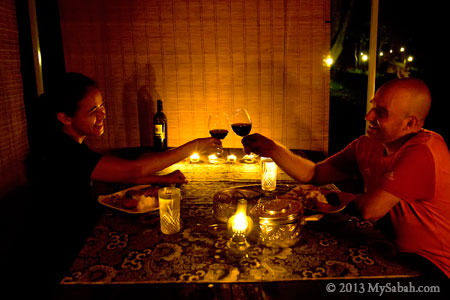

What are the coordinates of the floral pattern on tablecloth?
(61, 181, 418, 284)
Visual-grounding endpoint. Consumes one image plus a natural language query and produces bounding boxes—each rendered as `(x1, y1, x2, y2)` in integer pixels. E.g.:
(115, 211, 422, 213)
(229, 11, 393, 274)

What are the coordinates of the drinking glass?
(158, 187, 181, 234)
(230, 108, 252, 137)
(231, 108, 253, 157)
(261, 157, 277, 191)
(208, 112, 229, 156)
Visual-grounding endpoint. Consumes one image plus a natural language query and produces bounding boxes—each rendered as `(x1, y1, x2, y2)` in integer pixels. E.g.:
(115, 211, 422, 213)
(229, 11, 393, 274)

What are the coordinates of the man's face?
(365, 84, 408, 144)
(70, 87, 106, 138)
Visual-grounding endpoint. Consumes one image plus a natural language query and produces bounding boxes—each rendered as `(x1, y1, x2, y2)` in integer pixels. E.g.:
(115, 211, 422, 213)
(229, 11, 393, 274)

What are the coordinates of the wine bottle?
(153, 99, 167, 151)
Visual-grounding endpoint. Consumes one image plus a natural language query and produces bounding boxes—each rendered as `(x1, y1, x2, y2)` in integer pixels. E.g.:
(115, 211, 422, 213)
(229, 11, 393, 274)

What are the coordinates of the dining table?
(57, 149, 422, 299)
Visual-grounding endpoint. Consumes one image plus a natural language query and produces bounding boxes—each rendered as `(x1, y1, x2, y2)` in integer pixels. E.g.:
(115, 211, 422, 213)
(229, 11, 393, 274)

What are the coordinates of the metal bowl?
(250, 198, 304, 248)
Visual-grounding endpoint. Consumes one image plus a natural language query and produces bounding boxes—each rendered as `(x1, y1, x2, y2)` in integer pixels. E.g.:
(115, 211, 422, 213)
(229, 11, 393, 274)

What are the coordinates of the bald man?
(242, 78, 450, 279)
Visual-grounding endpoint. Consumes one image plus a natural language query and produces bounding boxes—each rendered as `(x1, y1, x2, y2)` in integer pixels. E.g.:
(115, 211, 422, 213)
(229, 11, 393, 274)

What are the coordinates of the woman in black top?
(27, 72, 221, 294)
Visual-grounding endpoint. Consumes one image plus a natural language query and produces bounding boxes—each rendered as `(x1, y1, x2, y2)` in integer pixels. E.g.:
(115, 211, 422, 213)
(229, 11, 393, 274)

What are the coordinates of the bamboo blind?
(58, 0, 330, 153)
(0, 0, 29, 198)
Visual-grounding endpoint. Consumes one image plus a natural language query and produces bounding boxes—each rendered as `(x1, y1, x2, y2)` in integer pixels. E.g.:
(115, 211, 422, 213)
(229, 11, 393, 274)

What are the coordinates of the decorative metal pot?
(250, 198, 305, 248)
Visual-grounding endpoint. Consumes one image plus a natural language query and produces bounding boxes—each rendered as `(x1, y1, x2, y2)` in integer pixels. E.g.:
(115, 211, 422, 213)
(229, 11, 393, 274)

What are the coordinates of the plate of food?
(279, 184, 356, 214)
(98, 185, 160, 214)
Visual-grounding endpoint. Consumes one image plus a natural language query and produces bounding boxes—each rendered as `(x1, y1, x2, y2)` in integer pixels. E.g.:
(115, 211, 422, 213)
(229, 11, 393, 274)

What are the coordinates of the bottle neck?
(157, 100, 163, 112)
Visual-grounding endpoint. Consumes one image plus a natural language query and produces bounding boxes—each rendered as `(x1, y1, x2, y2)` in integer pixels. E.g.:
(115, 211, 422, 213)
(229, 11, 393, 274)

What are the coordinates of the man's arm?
(353, 188, 401, 221)
(242, 133, 354, 184)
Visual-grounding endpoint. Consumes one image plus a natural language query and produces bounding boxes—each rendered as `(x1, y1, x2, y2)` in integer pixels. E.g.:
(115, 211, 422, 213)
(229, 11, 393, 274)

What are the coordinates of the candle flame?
(232, 212, 248, 232)
(227, 154, 237, 162)
(190, 153, 200, 162)
(208, 154, 218, 163)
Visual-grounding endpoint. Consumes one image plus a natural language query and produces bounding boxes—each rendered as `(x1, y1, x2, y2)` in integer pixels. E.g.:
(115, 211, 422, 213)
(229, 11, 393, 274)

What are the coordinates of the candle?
(208, 154, 218, 164)
(190, 153, 200, 163)
(227, 154, 237, 163)
(242, 154, 255, 163)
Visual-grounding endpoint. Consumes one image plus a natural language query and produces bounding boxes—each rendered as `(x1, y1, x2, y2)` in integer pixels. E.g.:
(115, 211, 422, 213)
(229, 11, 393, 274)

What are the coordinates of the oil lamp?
(226, 199, 253, 257)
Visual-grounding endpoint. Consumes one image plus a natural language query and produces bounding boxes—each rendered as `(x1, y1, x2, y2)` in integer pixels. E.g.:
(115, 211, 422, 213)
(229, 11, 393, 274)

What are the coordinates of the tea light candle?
(208, 154, 218, 164)
(190, 153, 200, 163)
(243, 154, 255, 163)
(227, 154, 237, 163)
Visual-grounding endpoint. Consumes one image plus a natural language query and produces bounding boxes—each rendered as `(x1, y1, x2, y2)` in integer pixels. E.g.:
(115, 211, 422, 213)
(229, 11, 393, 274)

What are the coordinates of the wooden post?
(366, 0, 379, 131)
(28, 0, 44, 96)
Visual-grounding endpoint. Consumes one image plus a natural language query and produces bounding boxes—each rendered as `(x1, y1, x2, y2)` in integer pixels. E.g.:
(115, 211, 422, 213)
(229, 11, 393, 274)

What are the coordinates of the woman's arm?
(90, 137, 221, 183)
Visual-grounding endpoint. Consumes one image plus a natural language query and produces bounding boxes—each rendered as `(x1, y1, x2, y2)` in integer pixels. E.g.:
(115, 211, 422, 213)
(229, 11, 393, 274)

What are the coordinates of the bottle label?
(155, 124, 165, 141)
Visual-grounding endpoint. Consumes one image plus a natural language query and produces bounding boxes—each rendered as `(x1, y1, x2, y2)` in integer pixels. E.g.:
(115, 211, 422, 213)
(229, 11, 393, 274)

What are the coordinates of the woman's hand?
(194, 137, 222, 155)
(135, 170, 188, 185)
(158, 170, 188, 185)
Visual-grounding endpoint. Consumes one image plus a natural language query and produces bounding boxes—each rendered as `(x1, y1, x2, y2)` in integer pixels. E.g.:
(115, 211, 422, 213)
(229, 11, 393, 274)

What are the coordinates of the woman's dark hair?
(47, 72, 97, 117)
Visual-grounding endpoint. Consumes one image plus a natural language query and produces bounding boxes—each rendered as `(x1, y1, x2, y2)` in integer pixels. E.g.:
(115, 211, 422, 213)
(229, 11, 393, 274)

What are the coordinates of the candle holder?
(227, 154, 237, 163)
(208, 154, 219, 164)
(190, 153, 200, 163)
(242, 154, 255, 163)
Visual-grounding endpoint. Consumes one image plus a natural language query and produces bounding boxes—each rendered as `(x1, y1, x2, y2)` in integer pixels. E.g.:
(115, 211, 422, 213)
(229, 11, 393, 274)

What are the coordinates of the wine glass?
(231, 108, 253, 159)
(230, 108, 252, 137)
(208, 112, 229, 156)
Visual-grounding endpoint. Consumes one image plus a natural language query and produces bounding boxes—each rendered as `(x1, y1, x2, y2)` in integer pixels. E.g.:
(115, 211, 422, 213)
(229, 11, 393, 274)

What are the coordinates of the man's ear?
(56, 112, 72, 126)
(405, 115, 419, 130)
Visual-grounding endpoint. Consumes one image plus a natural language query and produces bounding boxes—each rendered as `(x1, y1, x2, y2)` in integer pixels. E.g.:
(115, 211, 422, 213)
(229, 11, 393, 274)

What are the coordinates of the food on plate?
(324, 192, 340, 206)
(137, 196, 156, 211)
(108, 186, 159, 210)
(280, 184, 341, 210)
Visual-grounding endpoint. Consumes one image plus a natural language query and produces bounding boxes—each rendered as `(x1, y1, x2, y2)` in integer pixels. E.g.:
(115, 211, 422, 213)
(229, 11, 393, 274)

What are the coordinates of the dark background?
(329, 0, 447, 155)
(17, 0, 448, 156)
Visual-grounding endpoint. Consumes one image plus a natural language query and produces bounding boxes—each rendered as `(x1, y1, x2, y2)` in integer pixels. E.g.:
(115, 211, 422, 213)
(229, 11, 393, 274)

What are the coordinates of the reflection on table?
(60, 150, 420, 299)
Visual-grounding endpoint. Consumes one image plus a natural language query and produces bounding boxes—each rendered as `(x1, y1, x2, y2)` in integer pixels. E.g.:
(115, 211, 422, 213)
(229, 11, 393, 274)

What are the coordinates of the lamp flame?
(232, 212, 248, 232)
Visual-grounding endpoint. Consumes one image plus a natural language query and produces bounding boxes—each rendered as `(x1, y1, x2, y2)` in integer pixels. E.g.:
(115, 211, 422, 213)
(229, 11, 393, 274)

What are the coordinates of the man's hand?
(242, 133, 277, 157)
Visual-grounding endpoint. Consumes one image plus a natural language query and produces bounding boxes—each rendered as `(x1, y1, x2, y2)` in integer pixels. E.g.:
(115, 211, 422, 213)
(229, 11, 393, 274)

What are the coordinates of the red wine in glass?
(209, 129, 229, 139)
(208, 112, 229, 156)
(231, 123, 252, 137)
(231, 108, 252, 137)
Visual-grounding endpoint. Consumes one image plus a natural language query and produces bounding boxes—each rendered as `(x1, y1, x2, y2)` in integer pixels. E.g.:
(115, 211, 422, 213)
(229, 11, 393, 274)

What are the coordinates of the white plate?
(98, 185, 159, 214)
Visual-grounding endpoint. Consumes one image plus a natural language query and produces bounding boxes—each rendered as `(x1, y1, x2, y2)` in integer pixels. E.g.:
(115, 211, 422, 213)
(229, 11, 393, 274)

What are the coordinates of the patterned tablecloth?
(61, 177, 418, 284)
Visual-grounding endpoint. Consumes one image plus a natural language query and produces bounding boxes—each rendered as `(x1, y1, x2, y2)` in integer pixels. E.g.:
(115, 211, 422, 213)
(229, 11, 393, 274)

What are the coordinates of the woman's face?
(70, 87, 106, 138)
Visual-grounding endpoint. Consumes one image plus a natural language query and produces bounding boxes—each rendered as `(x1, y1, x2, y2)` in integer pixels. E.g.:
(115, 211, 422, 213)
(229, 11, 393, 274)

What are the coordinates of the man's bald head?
(380, 78, 431, 123)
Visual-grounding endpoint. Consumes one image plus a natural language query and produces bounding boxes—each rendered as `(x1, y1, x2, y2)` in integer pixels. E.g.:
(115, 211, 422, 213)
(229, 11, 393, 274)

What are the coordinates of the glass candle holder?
(208, 154, 218, 164)
(227, 154, 237, 163)
(242, 154, 255, 163)
(261, 157, 277, 191)
(190, 153, 200, 163)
